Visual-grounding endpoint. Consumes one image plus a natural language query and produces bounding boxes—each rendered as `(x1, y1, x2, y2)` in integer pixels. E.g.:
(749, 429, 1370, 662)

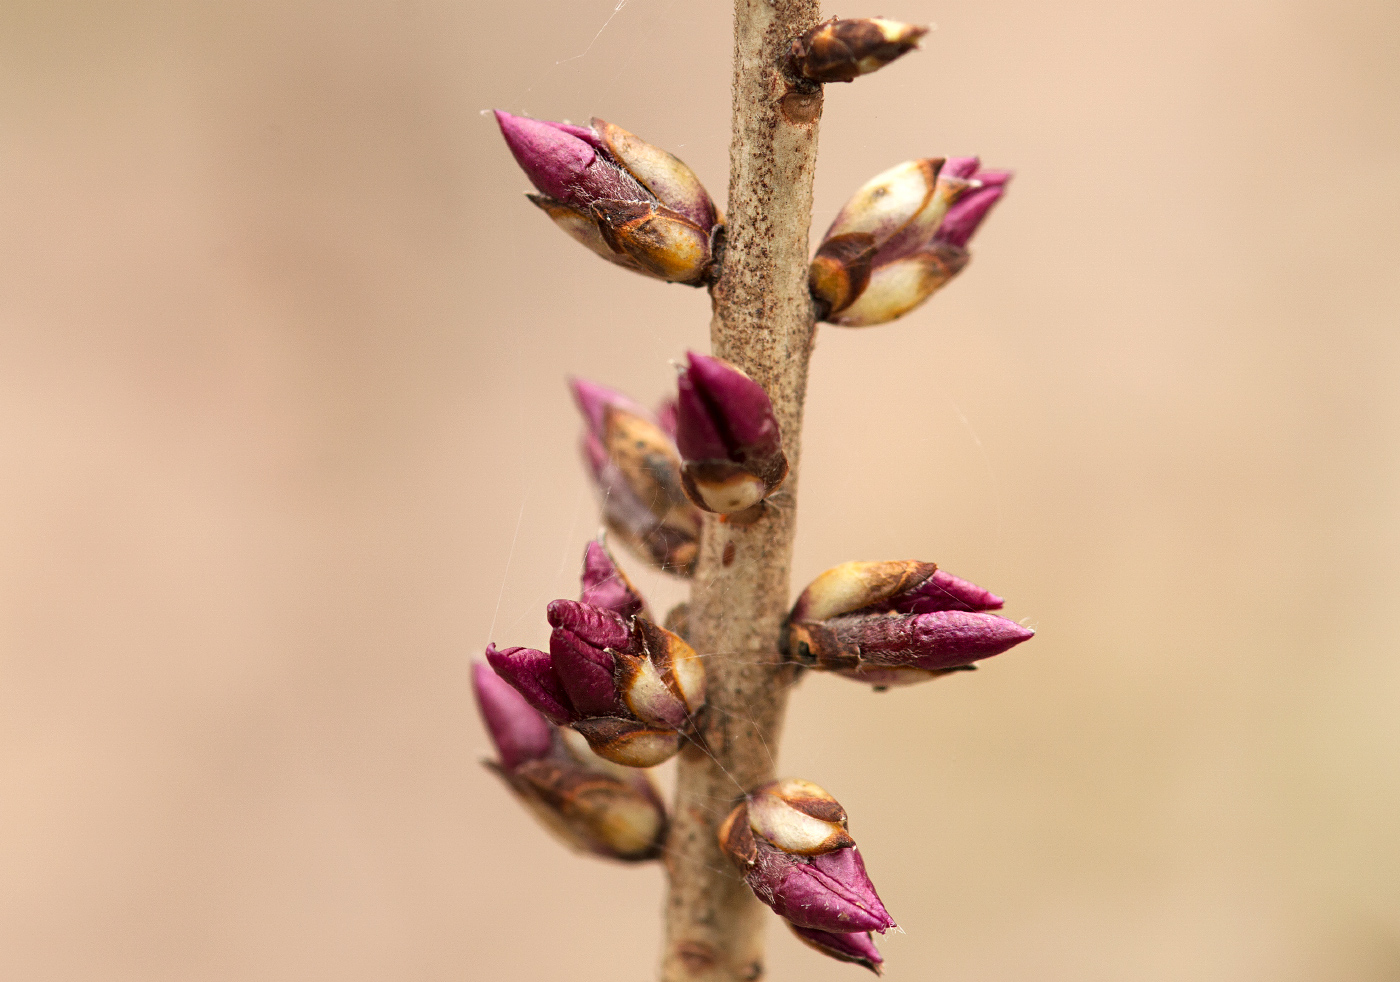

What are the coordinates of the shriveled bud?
(789, 924, 884, 975)
(571, 377, 702, 576)
(812, 156, 1011, 327)
(495, 111, 722, 285)
(719, 779, 895, 934)
(674, 352, 788, 514)
(490, 598, 705, 767)
(789, 17, 928, 84)
(784, 561, 1032, 687)
(472, 663, 666, 861)
(579, 538, 648, 621)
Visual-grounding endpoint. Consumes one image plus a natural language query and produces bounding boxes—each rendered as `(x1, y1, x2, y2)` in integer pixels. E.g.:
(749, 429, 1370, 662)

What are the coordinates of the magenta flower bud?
(472, 661, 554, 772)
(789, 924, 884, 974)
(810, 156, 1011, 327)
(494, 111, 722, 285)
(784, 561, 1033, 688)
(579, 539, 648, 621)
(570, 376, 701, 576)
(934, 159, 1012, 250)
(485, 642, 572, 724)
(720, 779, 895, 935)
(674, 352, 789, 514)
(473, 663, 667, 861)
(490, 597, 706, 768)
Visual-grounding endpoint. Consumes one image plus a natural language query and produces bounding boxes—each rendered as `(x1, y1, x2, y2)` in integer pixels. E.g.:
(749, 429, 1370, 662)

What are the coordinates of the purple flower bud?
(789, 17, 928, 84)
(811, 156, 1010, 327)
(485, 643, 572, 724)
(569, 376, 701, 576)
(494, 110, 647, 208)
(720, 779, 895, 935)
(491, 598, 706, 768)
(473, 662, 667, 861)
(789, 924, 884, 974)
(935, 161, 1012, 250)
(784, 561, 1033, 687)
(495, 111, 721, 285)
(579, 539, 648, 620)
(675, 352, 789, 514)
(472, 661, 553, 771)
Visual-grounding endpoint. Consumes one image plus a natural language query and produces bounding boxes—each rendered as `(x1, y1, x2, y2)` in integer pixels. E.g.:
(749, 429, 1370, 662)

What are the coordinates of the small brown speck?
(723, 542, 737, 567)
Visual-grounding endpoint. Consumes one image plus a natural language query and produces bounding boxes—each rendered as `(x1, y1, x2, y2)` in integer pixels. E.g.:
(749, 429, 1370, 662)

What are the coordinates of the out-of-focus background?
(2, 1, 1397, 979)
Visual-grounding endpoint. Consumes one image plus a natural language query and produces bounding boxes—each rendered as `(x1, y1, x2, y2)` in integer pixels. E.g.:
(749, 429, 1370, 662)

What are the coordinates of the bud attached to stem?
(720, 778, 895, 937)
(494, 111, 723, 285)
(487, 595, 705, 768)
(674, 351, 789, 514)
(472, 662, 666, 861)
(784, 561, 1033, 687)
(789, 17, 928, 84)
(811, 157, 1011, 326)
(572, 377, 702, 576)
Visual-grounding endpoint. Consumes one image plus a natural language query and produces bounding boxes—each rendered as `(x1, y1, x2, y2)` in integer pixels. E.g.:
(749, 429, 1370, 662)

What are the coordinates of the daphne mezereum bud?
(572, 377, 702, 576)
(719, 778, 895, 935)
(674, 352, 789, 514)
(810, 156, 1011, 327)
(579, 538, 648, 621)
(788, 17, 928, 84)
(783, 561, 1033, 687)
(789, 924, 884, 975)
(494, 111, 722, 285)
(472, 662, 666, 861)
(487, 598, 705, 767)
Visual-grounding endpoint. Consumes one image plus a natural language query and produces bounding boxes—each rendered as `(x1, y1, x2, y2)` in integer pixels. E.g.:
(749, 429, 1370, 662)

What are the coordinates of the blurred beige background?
(2, 1, 1397, 979)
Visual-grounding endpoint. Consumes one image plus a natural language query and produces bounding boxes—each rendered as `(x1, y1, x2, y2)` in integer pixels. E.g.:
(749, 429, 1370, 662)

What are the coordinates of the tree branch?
(660, 1, 823, 979)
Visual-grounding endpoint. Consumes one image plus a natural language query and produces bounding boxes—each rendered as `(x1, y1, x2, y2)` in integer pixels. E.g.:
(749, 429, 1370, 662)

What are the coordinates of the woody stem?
(660, 1, 824, 979)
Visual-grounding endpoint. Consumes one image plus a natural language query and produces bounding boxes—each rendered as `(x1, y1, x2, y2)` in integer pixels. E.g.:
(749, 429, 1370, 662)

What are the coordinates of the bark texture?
(660, 1, 823, 979)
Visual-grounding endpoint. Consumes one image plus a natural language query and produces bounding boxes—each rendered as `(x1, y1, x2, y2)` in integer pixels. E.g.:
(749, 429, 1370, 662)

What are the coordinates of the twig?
(660, 1, 824, 978)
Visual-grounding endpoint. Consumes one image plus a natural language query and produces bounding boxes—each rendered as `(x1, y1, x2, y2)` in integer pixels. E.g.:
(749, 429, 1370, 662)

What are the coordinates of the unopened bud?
(789, 924, 884, 975)
(784, 561, 1032, 687)
(719, 779, 895, 934)
(812, 156, 1011, 326)
(571, 377, 702, 576)
(789, 17, 928, 84)
(675, 352, 788, 513)
(472, 660, 554, 771)
(490, 598, 705, 768)
(495, 111, 722, 285)
(472, 663, 666, 861)
(579, 538, 648, 621)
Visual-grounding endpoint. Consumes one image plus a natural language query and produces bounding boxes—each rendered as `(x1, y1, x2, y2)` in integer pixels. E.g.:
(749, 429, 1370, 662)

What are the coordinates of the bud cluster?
(473, 662, 667, 861)
(720, 778, 893, 974)
(784, 561, 1034, 687)
(494, 111, 722, 285)
(811, 156, 1011, 327)
(488, 543, 705, 767)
